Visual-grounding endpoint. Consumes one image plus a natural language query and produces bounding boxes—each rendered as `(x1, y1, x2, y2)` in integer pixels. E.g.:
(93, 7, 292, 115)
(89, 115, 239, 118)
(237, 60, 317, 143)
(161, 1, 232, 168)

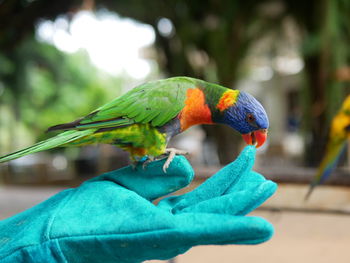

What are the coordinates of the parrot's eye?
(246, 113, 258, 128)
(246, 113, 255, 123)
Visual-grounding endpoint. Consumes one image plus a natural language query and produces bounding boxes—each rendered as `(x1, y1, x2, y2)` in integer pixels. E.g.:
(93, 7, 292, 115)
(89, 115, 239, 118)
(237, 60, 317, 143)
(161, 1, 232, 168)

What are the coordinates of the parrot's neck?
(210, 89, 240, 124)
(177, 85, 241, 132)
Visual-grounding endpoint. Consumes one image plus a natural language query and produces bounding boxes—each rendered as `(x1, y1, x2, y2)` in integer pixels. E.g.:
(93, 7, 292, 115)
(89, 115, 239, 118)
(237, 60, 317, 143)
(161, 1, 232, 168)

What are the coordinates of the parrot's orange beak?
(242, 129, 267, 148)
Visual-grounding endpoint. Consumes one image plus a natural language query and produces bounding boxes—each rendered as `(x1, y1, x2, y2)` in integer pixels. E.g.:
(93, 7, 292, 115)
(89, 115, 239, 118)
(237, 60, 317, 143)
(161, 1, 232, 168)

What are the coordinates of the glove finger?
(86, 155, 194, 200)
(225, 170, 267, 193)
(178, 178, 277, 215)
(173, 213, 273, 245)
(57, 212, 272, 263)
(158, 171, 268, 213)
(167, 146, 256, 212)
(142, 213, 273, 249)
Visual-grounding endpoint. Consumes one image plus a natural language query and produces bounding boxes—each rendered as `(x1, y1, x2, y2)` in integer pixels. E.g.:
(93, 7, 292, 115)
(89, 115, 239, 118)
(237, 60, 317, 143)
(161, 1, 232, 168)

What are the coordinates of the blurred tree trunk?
(303, 55, 328, 166)
(6, 50, 27, 150)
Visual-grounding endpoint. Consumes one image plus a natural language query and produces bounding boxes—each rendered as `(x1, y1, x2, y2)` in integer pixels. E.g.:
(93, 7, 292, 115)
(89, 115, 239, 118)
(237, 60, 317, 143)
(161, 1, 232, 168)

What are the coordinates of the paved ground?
(1, 184, 350, 263)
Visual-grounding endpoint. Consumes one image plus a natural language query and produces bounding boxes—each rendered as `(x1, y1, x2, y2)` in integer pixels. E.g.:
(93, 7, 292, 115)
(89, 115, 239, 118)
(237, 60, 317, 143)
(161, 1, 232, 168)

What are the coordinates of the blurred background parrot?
(305, 95, 350, 200)
(0, 77, 268, 171)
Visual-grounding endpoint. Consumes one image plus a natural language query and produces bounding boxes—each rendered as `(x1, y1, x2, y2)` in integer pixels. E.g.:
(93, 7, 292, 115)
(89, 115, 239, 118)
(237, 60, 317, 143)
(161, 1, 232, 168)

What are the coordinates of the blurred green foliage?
(0, 38, 122, 154)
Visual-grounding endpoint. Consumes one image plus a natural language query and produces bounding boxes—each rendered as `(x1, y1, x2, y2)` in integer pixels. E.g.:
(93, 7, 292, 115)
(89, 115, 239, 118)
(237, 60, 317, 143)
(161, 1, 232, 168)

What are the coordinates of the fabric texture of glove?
(0, 146, 277, 263)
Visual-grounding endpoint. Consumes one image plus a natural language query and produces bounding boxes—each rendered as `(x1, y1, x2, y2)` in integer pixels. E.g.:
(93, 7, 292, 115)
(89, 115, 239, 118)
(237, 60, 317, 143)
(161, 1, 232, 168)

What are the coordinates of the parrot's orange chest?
(178, 88, 213, 131)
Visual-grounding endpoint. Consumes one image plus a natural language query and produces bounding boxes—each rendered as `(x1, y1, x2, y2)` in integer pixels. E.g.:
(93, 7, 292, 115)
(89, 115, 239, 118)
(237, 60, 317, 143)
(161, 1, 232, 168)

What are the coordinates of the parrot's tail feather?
(47, 117, 135, 132)
(0, 130, 94, 163)
(304, 184, 316, 201)
(47, 119, 83, 132)
(304, 142, 347, 201)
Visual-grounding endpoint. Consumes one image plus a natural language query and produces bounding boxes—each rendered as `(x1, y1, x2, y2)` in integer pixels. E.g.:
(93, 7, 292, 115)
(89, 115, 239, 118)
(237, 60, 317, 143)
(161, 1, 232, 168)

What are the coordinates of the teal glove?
(0, 146, 277, 263)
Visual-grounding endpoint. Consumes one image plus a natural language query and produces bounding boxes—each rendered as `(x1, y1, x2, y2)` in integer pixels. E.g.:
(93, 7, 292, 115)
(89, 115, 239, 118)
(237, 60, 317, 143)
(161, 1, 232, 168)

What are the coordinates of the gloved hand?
(0, 146, 277, 263)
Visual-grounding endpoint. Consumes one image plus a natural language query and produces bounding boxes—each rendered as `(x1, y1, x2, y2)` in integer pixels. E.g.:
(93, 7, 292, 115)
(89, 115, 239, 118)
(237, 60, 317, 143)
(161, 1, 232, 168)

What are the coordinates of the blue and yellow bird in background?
(305, 95, 350, 200)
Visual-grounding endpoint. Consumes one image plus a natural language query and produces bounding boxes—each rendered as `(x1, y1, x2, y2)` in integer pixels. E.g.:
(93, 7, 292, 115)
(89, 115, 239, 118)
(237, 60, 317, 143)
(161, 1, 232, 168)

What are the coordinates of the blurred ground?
(1, 183, 350, 263)
(0, 186, 64, 219)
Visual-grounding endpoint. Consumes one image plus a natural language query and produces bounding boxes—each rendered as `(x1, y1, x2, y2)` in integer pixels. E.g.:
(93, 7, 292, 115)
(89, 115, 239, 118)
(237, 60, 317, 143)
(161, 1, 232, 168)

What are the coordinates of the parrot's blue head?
(221, 91, 269, 147)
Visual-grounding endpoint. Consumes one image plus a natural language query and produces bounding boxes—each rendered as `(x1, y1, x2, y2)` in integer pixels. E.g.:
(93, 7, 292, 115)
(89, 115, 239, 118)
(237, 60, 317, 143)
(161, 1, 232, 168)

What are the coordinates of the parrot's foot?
(135, 149, 188, 172)
(162, 148, 189, 173)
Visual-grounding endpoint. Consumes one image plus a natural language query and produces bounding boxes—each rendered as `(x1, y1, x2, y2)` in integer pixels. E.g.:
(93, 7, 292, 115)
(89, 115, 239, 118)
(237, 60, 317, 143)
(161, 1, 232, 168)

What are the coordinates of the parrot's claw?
(162, 148, 189, 173)
(142, 156, 155, 170)
(130, 156, 150, 171)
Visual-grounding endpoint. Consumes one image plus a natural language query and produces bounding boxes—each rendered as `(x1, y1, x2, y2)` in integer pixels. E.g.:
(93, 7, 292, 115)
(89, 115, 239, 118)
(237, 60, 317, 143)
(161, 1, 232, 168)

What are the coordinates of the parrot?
(0, 77, 269, 172)
(305, 95, 350, 200)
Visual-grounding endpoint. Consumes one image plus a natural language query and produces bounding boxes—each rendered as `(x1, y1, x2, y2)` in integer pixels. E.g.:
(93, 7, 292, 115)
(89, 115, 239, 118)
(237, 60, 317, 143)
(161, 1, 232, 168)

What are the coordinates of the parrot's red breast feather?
(179, 88, 212, 131)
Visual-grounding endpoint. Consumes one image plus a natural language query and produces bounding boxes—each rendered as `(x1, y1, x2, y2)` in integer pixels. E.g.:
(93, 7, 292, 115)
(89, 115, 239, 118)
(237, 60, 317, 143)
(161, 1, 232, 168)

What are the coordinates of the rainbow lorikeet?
(305, 95, 350, 200)
(0, 77, 268, 171)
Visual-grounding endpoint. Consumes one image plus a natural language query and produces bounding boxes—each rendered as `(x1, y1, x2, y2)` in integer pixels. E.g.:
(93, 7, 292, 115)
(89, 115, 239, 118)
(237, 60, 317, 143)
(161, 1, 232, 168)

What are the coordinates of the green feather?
(77, 77, 201, 128)
(0, 130, 95, 163)
(76, 118, 134, 129)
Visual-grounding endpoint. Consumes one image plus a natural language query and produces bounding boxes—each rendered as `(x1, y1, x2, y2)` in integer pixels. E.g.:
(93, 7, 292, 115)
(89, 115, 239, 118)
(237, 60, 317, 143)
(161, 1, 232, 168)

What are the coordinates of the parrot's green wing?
(48, 77, 199, 132)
